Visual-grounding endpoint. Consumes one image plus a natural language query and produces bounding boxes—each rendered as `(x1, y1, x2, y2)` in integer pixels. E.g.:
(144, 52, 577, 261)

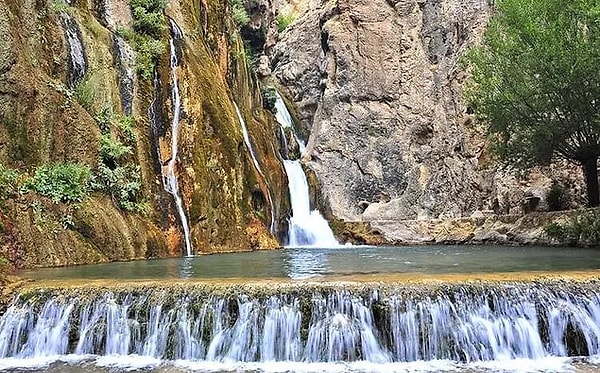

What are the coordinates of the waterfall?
(112, 36, 136, 115)
(233, 103, 276, 233)
(1, 282, 600, 370)
(274, 93, 338, 247)
(58, 12, 87, 87)
(283, 160, 338, 247)
(163, 19, 193, 257)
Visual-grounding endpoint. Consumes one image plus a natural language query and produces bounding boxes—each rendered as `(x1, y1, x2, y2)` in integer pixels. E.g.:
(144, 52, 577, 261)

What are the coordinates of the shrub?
(123, 0, 167, 80)
(276, 12, 295, 32)
(95, 163, 148, 213)
(117, 115, 137, 144)
(51, 0, 71, 13)
(100, 134, 132, 168)
(75, 77, 95, 111)
(545, 182, 568, 211)
(129, 0, 167, 38)
(261, 86, 277, 113)
(24, 163, 92, 203)
(231, 0, 249, 27)
(132, 6, 166, 38)
(94, 106, 113, 134)
(544, 210, 600, 245)
(134, 37, 166, 80)
(0, 164, 21, 199)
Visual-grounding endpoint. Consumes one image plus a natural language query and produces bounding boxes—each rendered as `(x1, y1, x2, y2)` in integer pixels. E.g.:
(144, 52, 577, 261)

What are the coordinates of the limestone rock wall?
(271, 0, 584, 224)
(0, 0, 285, 268)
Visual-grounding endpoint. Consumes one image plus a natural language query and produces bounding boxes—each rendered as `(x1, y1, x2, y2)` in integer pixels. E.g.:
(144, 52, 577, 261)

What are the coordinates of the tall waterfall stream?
(162, 20, 193, 257)
(0, 281, 600, 372)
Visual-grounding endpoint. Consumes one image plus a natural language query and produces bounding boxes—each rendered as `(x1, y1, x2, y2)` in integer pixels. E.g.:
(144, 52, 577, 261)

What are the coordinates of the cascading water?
(163, 19, 193, 257)
(58, 12, 87, 87)
(1, 282, 600, 371)
(112, 36, 136, 116)
(283, 161, 338, 247)
(233, 102, 275, 233)
(274, 93, 338, 247)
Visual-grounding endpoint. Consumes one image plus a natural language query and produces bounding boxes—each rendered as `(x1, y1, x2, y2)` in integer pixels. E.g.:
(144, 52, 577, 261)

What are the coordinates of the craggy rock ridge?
(272, 0, 584, 230)
(0, 0, 287, 268)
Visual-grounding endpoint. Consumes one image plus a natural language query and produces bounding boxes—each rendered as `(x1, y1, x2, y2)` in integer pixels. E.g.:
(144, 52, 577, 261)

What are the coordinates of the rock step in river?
(1, 280, 600, 372)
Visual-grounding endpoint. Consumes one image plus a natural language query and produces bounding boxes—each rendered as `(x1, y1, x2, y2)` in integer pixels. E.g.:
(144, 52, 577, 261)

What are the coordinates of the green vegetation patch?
(119, 0, 168, 80)
(130, 0, 168, 38)
(230, 0, 249, 28)
(0, 164, 21, 200)
(276, 12, 295, 32)
(92, 107, 148, 213)
(545, 209, 600, 246)
(463, 0, 600, 207)
(23, 163, 93, 204)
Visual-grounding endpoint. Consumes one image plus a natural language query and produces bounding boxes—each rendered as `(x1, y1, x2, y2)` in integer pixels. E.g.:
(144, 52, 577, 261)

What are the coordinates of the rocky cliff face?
(271, 0, 584, 227)
(0, 0, 286, 267)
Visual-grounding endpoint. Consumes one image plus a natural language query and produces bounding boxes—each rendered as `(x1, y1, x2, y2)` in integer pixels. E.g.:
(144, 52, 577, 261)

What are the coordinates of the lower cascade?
(274, 93, 338, 247)
(284, 160, 339, 247)
(1, 282, 600, 369)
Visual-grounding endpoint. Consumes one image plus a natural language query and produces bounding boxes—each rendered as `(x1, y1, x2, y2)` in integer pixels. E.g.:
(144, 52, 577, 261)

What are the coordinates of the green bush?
(129, 0, 167, 38)
(132, 6, 166, 38)
(95, 163, 148, 213)
(276, 12, 295, 32)
(94, 106, 113, 134)
(261, 86, 277, 113)
(117, 115, 137, 144)
(231, 0, 249, 27)
(75, 77, 95, 111)
(134, 37, 166, 81)
(24, 163, 92, 203)
(544, 210, 600, 245)
(100, 135, 132, 167)
(51, 0, 71, 13)
(0, 164, 20, 199)
(545, 182, 568, 211)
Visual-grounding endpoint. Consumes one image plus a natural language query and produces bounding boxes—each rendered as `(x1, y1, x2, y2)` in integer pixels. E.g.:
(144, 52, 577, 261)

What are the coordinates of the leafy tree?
(464, 0, 600, 206)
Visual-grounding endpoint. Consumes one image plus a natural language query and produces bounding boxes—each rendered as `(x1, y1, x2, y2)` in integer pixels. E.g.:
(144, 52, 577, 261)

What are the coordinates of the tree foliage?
(464, 0, 600, 206)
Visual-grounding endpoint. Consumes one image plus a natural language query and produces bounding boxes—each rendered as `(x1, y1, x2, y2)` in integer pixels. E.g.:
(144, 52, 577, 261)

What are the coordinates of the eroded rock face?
(273, 0, 490, 221)
(272, 0, 583, 224)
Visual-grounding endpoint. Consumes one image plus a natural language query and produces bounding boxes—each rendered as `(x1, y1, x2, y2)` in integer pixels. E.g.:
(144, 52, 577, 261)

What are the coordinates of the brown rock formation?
(271, 0, 585, 234)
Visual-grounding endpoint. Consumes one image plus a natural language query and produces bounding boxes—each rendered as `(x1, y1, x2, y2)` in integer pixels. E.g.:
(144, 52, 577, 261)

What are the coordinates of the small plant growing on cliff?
(129, 0, 167, 38)
(95, 164, 148, 213)
(51, 0, 71, 14)
(100, 135, 132, 168)
(276, 12, 295, 32)
(23, 163, 92, 204)
(75, 77, 95, 111)
(230, 0, 250, 28)
(261, 86, 277, 113)
(0, 164, 21, 200)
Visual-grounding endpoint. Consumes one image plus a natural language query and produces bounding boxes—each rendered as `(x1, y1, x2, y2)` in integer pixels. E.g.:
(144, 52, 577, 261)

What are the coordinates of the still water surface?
(22, 245, 600, 281)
